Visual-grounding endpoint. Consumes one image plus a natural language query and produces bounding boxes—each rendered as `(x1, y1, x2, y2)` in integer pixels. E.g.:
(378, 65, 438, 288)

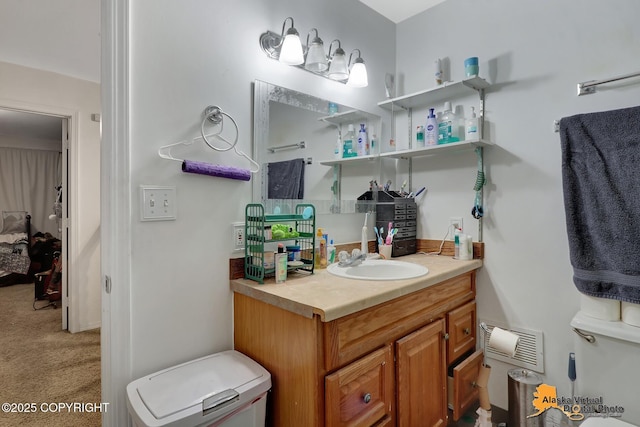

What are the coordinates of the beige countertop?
(231, 254, 482, 322)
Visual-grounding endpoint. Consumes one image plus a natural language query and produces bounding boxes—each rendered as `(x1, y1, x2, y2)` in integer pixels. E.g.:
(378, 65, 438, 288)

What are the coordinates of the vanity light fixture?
(347, 49, 368, 87)
(259, 18, 367, 86)
(304, 28, 328, 72)
(327, 39, 349, 81)
(259, 17, 304, 65)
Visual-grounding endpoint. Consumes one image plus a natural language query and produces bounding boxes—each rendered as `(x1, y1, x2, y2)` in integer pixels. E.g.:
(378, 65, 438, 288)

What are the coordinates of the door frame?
(0, 100, 76, 331)
(101, 0, 132, 425)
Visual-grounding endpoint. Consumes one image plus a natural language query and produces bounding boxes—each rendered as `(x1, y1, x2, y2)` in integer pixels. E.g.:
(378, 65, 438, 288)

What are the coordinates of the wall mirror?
(252, 80, 382, 215)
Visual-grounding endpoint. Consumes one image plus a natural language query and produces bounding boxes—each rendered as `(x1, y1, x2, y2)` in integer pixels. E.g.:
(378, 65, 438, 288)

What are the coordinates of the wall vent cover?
(479, 319, 544, 373)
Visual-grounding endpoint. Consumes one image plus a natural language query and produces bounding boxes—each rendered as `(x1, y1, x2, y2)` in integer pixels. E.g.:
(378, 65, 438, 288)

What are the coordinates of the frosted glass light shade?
(305, 41, 328, 72)
(347, 60, 368, 87)
(279, 32, 304, 65)
(328, 51, 349, 81)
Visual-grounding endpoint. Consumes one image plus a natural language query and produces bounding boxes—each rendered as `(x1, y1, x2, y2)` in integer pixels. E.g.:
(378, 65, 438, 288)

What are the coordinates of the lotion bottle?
(465, 106, 481, 141)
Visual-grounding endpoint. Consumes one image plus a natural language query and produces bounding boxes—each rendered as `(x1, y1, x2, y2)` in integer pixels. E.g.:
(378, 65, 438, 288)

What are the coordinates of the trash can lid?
(129, 350, 270, 421)
(507, 368, 542, 384)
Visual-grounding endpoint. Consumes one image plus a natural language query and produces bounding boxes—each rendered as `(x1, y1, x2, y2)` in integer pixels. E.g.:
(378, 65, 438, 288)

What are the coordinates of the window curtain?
(0, 147, 62, 235)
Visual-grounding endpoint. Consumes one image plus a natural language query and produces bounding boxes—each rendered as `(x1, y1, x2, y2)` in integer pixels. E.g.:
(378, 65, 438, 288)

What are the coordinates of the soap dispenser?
(465, 106, 481, 141)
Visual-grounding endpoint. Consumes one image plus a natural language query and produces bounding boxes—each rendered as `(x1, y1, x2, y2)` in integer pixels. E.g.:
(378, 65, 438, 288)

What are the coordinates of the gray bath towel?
(267, 158, 305, 199)
(560, 105, 640, 304)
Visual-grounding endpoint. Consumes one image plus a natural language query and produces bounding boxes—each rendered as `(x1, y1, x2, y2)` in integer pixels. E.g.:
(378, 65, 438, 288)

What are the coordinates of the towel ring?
(200, 105, 239, 152)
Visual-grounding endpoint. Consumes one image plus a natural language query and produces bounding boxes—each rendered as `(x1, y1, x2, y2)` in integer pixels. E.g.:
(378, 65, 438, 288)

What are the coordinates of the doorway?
(0, 107, 69, 328)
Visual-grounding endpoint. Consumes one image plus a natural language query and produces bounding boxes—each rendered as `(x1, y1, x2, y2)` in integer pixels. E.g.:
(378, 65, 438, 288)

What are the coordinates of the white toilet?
(581, 418, 638, 427)
(126, 350, 271, 427)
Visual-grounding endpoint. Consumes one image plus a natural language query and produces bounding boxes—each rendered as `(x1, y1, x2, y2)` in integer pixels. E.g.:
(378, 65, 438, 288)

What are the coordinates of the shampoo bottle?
(357, 124, 368, 156)
(465, 106, 481, 141)
(343, 125, 357, 158)
(425, 108, 438, 146)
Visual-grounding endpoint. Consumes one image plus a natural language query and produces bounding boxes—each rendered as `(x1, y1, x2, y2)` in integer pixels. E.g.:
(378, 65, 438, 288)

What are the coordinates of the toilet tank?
(126, 350, 271, 427)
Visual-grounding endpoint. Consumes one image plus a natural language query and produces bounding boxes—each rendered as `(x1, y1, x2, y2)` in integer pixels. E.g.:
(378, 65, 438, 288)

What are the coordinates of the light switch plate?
(140, 185, 177, 221)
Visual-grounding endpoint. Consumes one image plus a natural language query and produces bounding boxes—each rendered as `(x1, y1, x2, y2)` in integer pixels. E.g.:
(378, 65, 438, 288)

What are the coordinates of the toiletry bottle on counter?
(454, 227, 462, 259)
(327, 239, 336, 264)
(275, 243, 287, 283)
(357, 123, 368, 156)
(343, 125, 357, 158)
(465, 106, 480, 141)
(315, 228, 327, 268)
(425, 108, 438, 146)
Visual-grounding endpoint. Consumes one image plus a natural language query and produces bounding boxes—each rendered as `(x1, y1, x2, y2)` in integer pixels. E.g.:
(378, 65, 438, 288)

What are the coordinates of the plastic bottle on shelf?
(438, 101, 460, 144)
(357, 123, 368, 156)
(334, 134, 343, 159)
(425, 108, 438, 146)
(370, 133, 377, 154)
(343, 124, 357, 158)
(465, 106, 481, 142)
(416, 125, 425, 148)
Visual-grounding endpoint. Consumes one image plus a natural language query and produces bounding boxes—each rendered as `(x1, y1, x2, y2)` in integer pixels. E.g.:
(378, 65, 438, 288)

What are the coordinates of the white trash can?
(126, 350, 271, 427)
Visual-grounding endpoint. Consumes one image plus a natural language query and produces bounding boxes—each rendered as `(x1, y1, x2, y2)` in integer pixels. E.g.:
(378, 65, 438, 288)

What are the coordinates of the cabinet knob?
(363, 393, 372, 404)
(443, 333, 450, 341)
(471, 381, 477, 388)
(463, 327, 471, 335)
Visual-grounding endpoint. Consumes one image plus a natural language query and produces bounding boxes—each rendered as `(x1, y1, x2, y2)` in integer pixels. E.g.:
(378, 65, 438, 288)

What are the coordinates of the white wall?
(396, 0, 640, 421)
(127, 0, 395, 379)
(0, 61, 102, 332)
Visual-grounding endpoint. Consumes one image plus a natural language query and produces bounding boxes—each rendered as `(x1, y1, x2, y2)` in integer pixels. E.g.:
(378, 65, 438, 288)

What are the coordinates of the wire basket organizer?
(244, 203, 316, 284)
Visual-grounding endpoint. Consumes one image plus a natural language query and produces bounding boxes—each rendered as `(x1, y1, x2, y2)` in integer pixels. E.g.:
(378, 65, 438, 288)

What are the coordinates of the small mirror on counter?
(252, 80, 381, 215)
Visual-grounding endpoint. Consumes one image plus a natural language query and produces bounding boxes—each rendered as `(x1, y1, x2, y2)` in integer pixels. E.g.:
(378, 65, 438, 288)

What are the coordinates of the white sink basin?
(327, 259, 429, 281)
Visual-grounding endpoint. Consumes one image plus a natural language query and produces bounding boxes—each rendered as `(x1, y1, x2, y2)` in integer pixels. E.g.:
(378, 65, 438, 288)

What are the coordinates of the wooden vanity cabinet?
(233, 270, 479, 427)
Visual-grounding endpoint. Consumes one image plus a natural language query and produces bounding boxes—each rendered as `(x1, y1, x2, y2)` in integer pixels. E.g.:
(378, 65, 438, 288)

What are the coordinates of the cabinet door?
(446, 301, 476, 365)
(396, 319, 447, 427)
(325, 345, 394, 427)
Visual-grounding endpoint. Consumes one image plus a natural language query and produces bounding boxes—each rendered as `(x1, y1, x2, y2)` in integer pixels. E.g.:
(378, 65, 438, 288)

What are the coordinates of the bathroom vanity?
(231, 254, 483, 426)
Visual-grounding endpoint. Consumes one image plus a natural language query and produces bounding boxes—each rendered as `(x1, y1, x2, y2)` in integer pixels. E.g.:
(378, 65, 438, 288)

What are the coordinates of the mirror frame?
(252, 79, 381, 214)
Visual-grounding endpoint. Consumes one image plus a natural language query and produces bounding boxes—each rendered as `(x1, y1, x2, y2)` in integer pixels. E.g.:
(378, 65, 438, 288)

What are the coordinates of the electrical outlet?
(232, 222, 245, 251)
(450, 216, 463, 231)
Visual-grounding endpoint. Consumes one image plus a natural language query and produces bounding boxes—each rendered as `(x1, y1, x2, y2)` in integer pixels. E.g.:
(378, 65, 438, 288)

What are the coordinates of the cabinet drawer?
(448, 349, 483, 421)
(446, 301, 476, 365)
(325, 345, 394, 427)
(324, 272, 476, 371)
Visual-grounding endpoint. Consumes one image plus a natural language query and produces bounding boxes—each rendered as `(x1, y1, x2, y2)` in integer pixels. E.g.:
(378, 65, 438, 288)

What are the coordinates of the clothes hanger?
(158, 105, 259, 173)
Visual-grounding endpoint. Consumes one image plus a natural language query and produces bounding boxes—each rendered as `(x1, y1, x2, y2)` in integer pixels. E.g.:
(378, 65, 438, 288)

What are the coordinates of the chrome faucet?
(337, 249, 367, 267)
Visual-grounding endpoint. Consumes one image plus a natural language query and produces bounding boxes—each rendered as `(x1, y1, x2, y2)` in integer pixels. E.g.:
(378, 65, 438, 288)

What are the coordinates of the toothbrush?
(568, 352, 576, 402)
(385, 222, 393, 245)
(374, 227, 383, 245)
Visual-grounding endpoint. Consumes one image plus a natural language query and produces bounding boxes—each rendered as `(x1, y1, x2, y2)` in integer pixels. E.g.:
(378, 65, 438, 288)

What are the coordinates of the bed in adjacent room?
(0, 211, 33, 285)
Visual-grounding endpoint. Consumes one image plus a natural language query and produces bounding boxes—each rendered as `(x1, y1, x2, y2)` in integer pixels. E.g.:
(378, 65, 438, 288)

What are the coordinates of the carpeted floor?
(0, 282, 101, 427)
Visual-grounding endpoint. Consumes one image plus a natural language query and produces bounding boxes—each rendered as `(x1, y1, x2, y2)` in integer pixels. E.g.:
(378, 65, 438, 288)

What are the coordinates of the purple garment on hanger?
(182, 160, 251, 181)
